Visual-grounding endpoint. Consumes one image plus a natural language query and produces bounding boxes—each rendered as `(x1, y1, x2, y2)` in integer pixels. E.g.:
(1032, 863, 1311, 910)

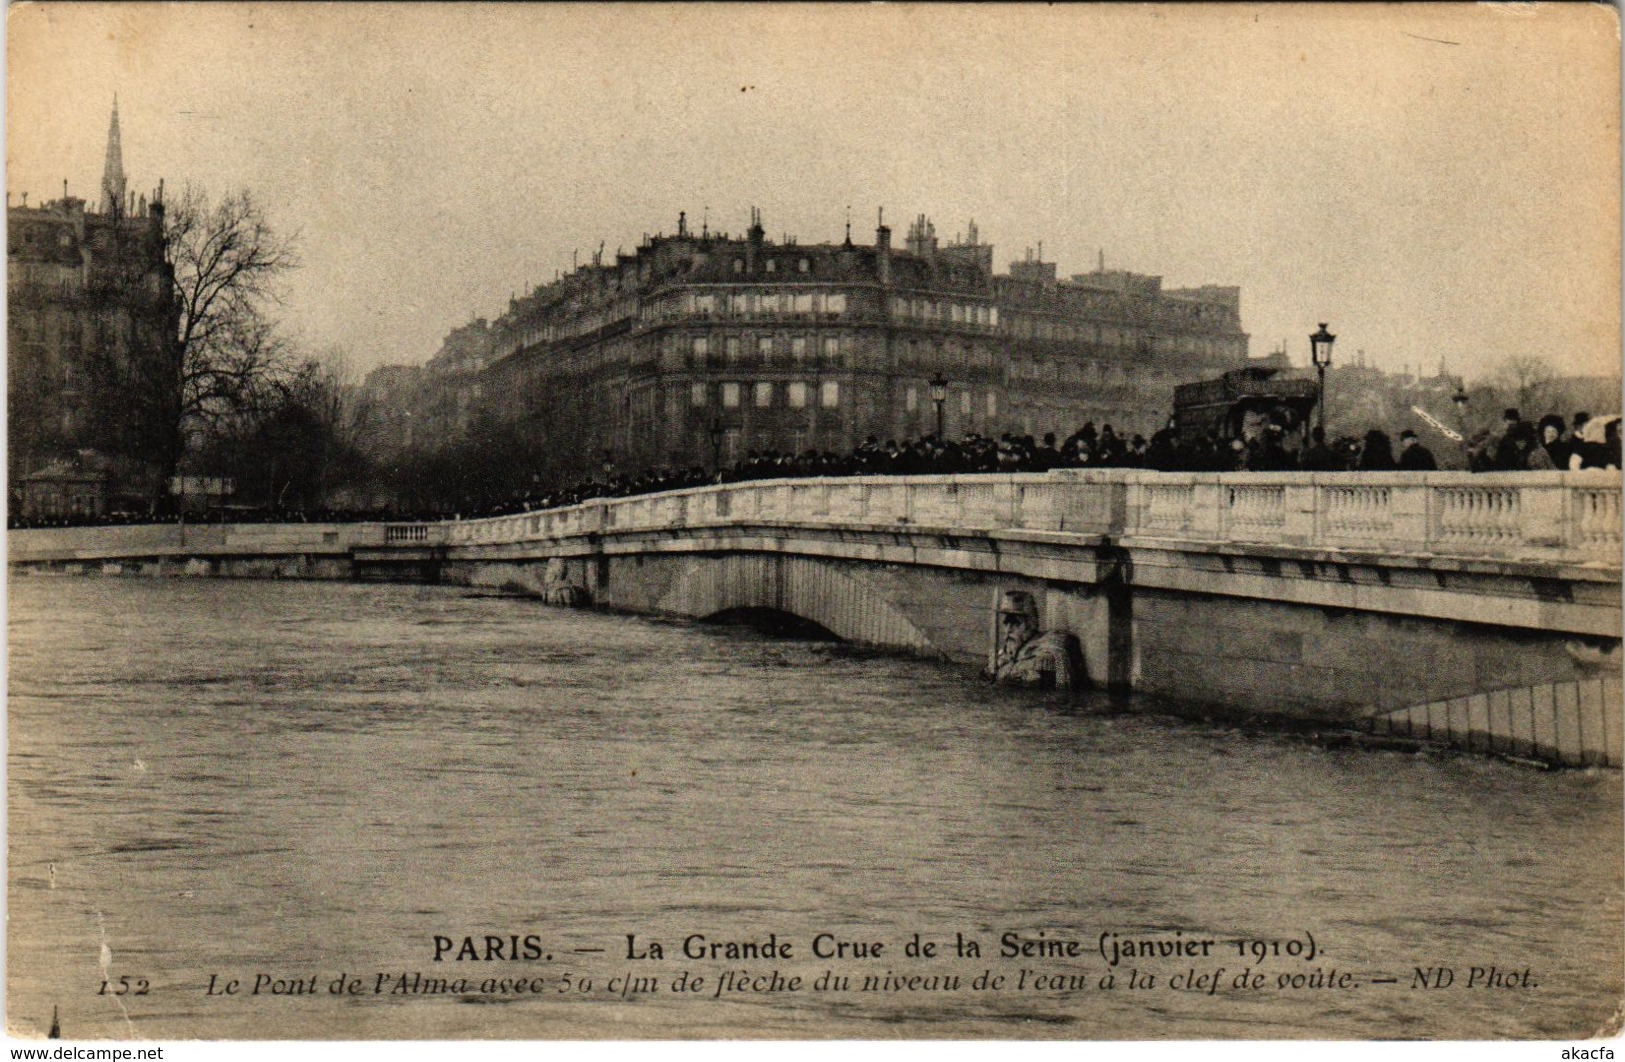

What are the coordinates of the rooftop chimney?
(876, 207, 892, 284)
(746, 206, 764, 272)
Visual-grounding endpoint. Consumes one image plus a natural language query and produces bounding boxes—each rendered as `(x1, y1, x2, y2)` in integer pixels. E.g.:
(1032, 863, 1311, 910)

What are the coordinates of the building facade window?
(959, 391, 971, 415)
(906, 385, 918, 412)
(733, 259, 744, 274)
(820, 381, 840, 408)
(791, 336, 807, 361)
(722, 382, 740, 408)
(765, 259, 777, 273)
(691, 336, 708, 358)
(798, 258, 810, 273)
(822, 336, 839, 360)
(754, 382, 773, 408)
(986, 392, 998, 417)
(826, 293, 846, 314)
(725, 336, 740, 361)
(690, 382, 707, 407)
(788, 382, 808, 409)
(758, 335, 773, 357)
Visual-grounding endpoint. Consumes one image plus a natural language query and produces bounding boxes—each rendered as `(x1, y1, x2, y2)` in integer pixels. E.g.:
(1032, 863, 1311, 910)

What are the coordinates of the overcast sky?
(8, 3, 1620, 382)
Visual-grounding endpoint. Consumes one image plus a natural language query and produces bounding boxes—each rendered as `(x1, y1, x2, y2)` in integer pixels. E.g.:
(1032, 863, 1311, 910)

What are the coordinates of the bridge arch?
(654, 554, 937, 654)
(1369, 674, 1621, 767)
(705, 607, 842, 641)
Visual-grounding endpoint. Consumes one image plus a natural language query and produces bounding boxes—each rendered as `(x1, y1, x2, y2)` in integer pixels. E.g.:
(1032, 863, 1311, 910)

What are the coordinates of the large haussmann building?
(374, 210, 1250, 485)
(7, 100, 176, 517)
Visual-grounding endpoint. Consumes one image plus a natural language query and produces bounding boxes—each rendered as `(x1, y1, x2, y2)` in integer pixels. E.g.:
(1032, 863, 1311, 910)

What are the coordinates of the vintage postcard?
(6, 2, 1621, 1052)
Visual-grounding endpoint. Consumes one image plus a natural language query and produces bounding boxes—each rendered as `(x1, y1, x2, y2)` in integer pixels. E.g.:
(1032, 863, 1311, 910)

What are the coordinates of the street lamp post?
(1452, 385, 1471, 464)
(708, 418, 724, 478)
(1309, 323, 1336, 437)
(929, 373, 948, 440)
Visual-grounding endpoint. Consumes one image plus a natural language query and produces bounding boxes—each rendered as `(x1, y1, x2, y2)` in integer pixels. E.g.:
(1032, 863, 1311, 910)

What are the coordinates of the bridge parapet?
(439, 471, 1620, 566)
(8, 521, 401, 563)
(10, 473, 1615, 569)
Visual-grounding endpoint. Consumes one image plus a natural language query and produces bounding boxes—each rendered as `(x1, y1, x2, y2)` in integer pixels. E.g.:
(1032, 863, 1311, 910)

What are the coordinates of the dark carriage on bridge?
(1172, 366, 1319, 447)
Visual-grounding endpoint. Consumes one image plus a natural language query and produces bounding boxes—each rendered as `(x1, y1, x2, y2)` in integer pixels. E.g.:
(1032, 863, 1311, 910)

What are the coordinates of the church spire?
(100, 95, 126, 216)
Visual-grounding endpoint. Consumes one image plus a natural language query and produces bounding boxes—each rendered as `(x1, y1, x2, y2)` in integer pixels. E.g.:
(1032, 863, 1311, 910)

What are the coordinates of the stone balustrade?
(9, 472, 1619, 568)
(438, 470, 1622, 566)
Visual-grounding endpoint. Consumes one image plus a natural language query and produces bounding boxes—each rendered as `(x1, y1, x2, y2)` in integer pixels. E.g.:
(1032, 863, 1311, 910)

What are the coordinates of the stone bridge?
(11, 470, 1622, 766)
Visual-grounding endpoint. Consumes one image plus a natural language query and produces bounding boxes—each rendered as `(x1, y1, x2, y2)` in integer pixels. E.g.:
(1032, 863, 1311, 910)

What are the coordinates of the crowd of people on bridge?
(418, 407, 1624, 521)
(4, 505, 453, 531)
(468, 425, 1155, 520)
(10, 408, 1619, 530)
(1463, 409, 1621, 473)
(1138, 407, 1620, 475)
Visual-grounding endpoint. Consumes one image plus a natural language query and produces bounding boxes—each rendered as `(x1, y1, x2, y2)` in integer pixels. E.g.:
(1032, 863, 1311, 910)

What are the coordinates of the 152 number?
(99, 977, 150, 996)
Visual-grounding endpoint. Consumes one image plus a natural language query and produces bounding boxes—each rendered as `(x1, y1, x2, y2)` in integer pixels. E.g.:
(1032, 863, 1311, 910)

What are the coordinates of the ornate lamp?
(1309, 323, 1336, 435)
(708, 418, 724, 475)
(929, 373, 948, 439)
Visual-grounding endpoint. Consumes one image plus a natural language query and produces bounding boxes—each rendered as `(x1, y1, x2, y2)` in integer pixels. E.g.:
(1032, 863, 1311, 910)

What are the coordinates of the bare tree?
(1493, 354, 1559, 414)
(198, 350, 380, 511)
(164, 185, 301, 446)
(306, 346, 374, 456)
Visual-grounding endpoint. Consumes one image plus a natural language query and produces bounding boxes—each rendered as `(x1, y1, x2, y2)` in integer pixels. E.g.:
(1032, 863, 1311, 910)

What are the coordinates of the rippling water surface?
(8, 577, 1621, 1039)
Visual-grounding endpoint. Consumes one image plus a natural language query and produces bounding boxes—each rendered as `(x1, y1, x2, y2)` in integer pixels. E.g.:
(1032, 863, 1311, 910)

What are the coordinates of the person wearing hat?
(1489, 408, 1529, 471)
(1357, 428, 1398, 470)
(1536, 414, 1571, 470)
(1397, 429, 1438, 471)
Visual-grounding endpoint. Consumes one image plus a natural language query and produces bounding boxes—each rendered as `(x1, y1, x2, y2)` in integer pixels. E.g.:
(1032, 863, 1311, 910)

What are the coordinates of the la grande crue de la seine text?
(428, 930, 1310, 966)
